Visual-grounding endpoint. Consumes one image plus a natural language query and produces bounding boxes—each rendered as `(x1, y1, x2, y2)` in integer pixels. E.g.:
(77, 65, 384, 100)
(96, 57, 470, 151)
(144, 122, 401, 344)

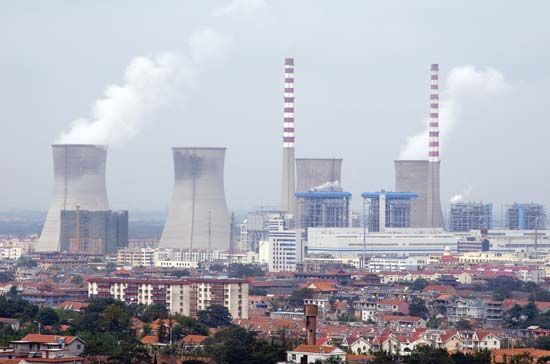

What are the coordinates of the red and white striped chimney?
(283, 58, 295, 148)
(429, 63, 440, 162)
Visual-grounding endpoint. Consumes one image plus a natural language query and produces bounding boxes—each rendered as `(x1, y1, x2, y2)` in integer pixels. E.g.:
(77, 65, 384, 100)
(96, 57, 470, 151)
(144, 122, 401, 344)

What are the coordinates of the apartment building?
(87, 276, 248, 319)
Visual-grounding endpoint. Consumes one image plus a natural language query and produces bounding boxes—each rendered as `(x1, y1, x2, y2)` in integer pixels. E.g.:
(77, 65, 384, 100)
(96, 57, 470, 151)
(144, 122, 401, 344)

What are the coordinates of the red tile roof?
(18, 334, 78, 345)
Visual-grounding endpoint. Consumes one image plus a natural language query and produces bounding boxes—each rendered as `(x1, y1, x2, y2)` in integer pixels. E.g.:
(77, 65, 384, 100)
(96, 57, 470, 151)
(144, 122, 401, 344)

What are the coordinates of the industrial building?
(59, 208, 128, 254)
(239, 209, 291, 252)
(362, 191, 418, 232)
(449, 201, 493, 232)
(306, 227, 471, 257)
(295, 191, 352, 231)
(159, 147, 230, 250)
(258, 216, 304, 272)
(506, 203, 546, 230)
(88, 276, 249, 319)
(394, 64, 444, 229)
(38, 144, 110, 252)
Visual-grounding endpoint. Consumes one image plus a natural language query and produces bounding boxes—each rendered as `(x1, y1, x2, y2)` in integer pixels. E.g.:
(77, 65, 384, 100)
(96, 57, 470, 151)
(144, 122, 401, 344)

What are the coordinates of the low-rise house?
(182, 335, 208, 348)
(349, 337, 372, 355)
(9, 334, 85, 357)
(382, 315, 426, 329)
(286, 345, 346, 364)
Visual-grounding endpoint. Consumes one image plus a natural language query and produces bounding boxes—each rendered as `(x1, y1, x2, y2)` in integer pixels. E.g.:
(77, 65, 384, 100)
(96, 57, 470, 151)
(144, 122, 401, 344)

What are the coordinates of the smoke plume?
(56, 0, 248, 145)
(450, 185, 473, 204)
(399, 65, 510, 160)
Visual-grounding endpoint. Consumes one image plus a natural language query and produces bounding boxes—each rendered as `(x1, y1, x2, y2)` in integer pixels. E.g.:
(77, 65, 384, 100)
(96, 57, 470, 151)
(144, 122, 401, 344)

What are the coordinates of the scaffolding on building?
(449, 201, 493, 232)
(295, 191, 351, 231)
(361, 192, 417, 232)
(506, 203, 546, 230)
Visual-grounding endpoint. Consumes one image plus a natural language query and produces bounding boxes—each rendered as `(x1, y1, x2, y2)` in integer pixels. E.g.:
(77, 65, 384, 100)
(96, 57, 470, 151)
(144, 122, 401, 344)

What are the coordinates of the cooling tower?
(159, 147, 230, 250)
(37, 144, 110, 252)
(394, 160, 429, 227)
(295, 158, 343, 192)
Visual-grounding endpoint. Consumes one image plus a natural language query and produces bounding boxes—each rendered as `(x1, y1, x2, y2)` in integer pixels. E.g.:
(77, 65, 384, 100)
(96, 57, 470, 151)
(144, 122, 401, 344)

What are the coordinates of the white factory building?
(306, 227, 473, 257)
(258, 217, 305, 272)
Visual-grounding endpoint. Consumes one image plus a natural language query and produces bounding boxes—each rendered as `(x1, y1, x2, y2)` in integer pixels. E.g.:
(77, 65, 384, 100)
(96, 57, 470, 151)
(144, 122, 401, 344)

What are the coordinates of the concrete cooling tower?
(37, 144, 110, 252)
(159, 147, 230, 250)
(295, 158, 343, 192)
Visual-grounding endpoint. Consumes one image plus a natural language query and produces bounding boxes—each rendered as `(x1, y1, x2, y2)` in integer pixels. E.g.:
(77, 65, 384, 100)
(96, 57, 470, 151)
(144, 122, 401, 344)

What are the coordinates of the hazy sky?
(1, 0, 549, 218)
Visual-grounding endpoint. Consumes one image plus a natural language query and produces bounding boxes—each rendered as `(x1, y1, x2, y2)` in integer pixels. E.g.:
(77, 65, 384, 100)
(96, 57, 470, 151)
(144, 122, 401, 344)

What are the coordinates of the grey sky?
(1, 1, 549, 217)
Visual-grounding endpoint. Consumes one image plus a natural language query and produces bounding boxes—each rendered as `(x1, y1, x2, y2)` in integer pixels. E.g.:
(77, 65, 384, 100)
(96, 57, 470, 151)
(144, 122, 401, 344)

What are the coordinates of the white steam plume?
(56, 0, 253, 145)
(399, 65, 510, 160)
(450, 185, 473, 204)
(213, 0, 267, 17)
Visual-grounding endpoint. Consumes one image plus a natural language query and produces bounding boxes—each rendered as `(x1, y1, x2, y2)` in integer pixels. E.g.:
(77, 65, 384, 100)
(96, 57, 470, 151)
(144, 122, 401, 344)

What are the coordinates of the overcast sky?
(1, 0, 549, 219)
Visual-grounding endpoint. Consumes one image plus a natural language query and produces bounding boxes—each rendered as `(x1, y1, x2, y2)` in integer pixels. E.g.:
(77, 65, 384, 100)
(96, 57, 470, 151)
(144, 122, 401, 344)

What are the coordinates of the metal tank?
(159, 147, 230, 250)
(37, 144, 110, 252)
(295, 158, 343, 192)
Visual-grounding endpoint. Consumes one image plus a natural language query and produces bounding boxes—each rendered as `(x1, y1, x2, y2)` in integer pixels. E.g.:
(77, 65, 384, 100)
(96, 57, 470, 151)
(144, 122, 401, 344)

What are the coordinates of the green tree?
(404, 345, 452, 364)
(409, 298, 429, 319)
(456, 319, 473, 331)
(140, 303, 168, 323)
(411, 278, 429, 291)
(106, 339, 151, 364)
(198, 305, 232, 328)
(174, 315, 209, 336)
(17, 256, 37, 268)
(427, 317, 442, 329)
(535, 336, 550, 350)
(169, 269, 191, 277)
(288, 288, 314, 307)
(228, 263, 265, 278)
(37, 307, 60, 325)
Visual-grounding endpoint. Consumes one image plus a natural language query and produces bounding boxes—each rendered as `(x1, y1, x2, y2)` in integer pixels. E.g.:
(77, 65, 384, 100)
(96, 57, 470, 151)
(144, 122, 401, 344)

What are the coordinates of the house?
(286, 344, 346, 363)
(350, 337, 372, 355)
(9, 334, 85, 357)
(461, 330, 501, 350)
(182, 335, 208, 348)
(382, 315, 426, 329)
(306, 281, 338, 294)
(140, 335, 166, 348)
(0, 357, 84, 364)
(376, 299, 409, 315)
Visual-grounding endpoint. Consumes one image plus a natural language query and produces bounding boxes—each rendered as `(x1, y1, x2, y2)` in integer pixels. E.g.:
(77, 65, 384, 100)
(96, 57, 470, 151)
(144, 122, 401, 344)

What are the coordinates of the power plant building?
(506, 203, 546, 230)
(394, 64, 444, 229)
(159, 147, 230, 251)
(450, 202, 493, 232)
(362, 191, 418, 232)
(295, 192, 352, 231)
(38, 144, 110, 252)
(60, 209, 128, 254)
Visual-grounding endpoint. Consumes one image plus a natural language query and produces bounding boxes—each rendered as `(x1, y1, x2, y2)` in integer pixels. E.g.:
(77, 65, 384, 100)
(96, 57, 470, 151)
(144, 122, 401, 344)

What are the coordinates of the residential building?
(87, 276, 249, 319)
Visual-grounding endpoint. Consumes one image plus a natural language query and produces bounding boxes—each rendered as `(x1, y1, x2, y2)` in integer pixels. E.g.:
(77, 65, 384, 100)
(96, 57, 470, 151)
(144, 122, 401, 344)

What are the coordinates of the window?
(77, 344, 81, 350)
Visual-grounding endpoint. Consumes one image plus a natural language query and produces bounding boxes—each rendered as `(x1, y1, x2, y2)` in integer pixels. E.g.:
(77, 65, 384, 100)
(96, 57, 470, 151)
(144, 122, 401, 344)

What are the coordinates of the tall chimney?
(304, 304, 318, 345)
(427, 64, 444, 228)
(429, 64, 440, 163)
(281, 57, 296, 215)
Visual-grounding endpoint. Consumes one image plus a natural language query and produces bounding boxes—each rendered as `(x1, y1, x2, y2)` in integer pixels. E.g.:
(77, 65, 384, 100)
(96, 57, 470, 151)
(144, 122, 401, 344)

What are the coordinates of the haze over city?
(1, 0, 549, 214)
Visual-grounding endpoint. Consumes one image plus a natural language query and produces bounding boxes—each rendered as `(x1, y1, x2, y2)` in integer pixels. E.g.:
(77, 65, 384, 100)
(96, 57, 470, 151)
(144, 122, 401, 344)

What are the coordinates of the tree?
(106, 339, 151, 364)
(228, 263, 265, 278)
(411, 278, 429, 291)
(169, 269, 191, 278)
(37, 307, 60, 325)
(536, 336, 550, 350)
(404, 345, 452, 364)
(288, 288, 314, 307)
(140, 303, 168, 323)
(409, 298, 429, 319)
(427, 317, 442, 329)
(174, 315, 209, 336)
(456, 319, 473, 331)
(198, 305, 232, 328)
(371, 351, 399, 364)
(0, 271, 14, 283)
(17, 256, 37, 268)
